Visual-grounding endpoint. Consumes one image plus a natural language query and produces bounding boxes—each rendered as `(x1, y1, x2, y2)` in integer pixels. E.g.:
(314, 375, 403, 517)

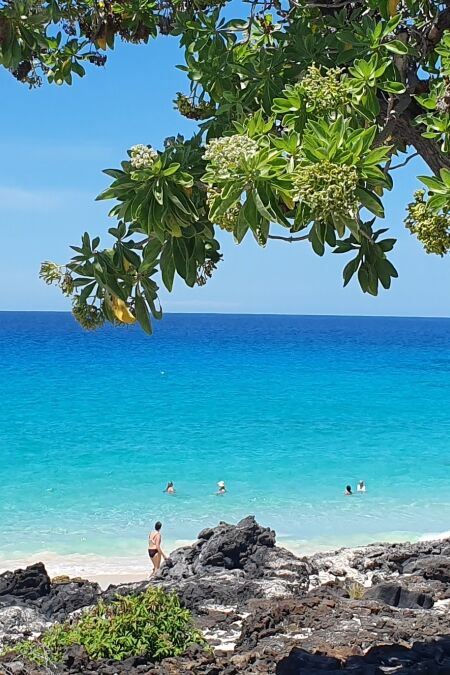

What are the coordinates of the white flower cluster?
(130, 144, 158, 170)
(203, 134, 259, 176)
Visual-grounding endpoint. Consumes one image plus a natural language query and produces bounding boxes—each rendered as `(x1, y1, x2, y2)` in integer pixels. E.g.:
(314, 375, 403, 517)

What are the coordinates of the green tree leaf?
(135, 293, 153, 335)
(356, 187, 385, 217)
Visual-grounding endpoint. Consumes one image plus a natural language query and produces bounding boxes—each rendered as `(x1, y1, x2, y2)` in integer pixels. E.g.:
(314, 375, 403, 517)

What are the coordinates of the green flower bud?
(206, 189, 241, 231)
(405, 190, 450, 255)
(39, 261, 62, 285)
(293, 161, 358, 219)
(72, 299, 105, 330)
(299, 65, 351, 115)
(60, 273, 74, 296)
(175, 93, 215, 120)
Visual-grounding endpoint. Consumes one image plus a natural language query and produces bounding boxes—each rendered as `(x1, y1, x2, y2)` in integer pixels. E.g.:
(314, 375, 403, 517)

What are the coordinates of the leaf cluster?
(0, 0, 213, 86)
(16, 0, 450, 330)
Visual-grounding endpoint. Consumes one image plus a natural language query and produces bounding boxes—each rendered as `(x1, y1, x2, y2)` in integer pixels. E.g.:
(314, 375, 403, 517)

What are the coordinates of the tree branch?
(392, 115, 450, 174)
(390, 151, 419, 170)
(296, 0, 354, 6)
(428, 7, 450, 49)
(376, 88, 450, 175)
(267, 233, 310, 242)
(132, 237, 151, 250)
(375, 93, 413, 147)
(287, 0, 360, 11)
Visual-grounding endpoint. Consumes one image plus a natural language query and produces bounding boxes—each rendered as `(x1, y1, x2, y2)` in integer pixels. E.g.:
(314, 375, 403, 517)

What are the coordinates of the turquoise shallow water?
(1, 311, 450, 562)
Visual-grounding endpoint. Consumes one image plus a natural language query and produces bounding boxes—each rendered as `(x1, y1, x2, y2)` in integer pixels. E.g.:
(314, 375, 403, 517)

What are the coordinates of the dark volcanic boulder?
(176, 571, 263, 608)
(364, 582, 434, 609)
(152, 516, 309, 609)
(0, 563, 101, 623)
(37, 579, 101, 621)
(276, 647, 342, 673)
(0, 563, 50, 602)
(0, 566, 101, 649)
(198, 516, 275, 570)
(59, 645, 154, 675)
(157, 515, 278, 583)
(402, 555, 450, 583)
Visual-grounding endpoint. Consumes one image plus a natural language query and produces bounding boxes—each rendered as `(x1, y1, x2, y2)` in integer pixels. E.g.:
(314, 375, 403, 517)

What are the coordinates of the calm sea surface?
(1, 311, 450, 562)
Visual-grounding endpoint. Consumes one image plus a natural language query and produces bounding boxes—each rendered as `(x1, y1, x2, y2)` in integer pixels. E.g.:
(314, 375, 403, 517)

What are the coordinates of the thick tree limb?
(376, 90, 450, 175)
(392, 115, 450, 174)
(428, 7, 450, 48)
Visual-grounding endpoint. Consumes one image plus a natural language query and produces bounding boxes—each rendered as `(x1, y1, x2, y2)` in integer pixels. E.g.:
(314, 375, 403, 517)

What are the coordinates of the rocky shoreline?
(2, 516, 450, 673)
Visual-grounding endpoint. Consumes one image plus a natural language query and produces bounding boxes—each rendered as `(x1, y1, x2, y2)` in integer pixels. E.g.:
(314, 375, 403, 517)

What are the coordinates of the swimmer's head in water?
(167, 482, 173, 487)
(155, 521, 162, 531)
(217, 480, 225, 488)
(346, 485, 352, 493)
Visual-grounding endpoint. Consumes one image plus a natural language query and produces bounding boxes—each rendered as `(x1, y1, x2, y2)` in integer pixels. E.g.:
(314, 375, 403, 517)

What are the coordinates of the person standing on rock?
(148, 521, 167, 575)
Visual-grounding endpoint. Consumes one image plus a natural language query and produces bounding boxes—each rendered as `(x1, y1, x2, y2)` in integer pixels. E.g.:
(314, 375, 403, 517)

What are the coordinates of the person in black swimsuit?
(148, 521, 167, 575)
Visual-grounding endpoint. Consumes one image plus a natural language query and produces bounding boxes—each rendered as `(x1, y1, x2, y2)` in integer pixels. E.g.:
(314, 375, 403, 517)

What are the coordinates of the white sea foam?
(419, 530, 450, 542)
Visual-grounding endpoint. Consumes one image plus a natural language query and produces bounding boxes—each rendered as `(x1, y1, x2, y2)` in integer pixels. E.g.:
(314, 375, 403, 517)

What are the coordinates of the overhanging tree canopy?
(4, 0, 450, 331)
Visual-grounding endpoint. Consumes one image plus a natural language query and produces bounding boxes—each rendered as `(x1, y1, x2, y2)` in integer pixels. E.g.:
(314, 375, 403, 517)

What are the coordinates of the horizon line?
(1, 310, 450, 321)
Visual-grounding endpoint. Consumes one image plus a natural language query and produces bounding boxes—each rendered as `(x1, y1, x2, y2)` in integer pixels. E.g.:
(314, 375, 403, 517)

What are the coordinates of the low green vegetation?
(5, 587, 204, 665)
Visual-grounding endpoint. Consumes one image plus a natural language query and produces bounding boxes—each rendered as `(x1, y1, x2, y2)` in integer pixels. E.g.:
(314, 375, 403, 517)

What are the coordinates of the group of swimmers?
(164, 479, 364, 498)
(345, 480, 366, 495)
(163, 480, 227, 495)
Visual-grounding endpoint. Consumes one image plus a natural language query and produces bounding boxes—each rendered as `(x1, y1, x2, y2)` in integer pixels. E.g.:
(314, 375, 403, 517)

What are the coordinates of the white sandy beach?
(0, 538, 193, 589)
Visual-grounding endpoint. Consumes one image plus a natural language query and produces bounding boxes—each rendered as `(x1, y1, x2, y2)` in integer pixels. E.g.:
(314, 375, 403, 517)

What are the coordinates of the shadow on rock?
(277, 636, 450, 674)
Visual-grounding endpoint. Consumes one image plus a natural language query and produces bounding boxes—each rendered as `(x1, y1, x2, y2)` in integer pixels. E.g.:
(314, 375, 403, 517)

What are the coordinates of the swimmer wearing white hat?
(216, 480, 226, 495)
(357, 480, 366, 493)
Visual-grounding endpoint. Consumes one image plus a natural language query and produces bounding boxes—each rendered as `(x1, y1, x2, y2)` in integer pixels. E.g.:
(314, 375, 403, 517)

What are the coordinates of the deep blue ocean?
(1, 311, 450, 566)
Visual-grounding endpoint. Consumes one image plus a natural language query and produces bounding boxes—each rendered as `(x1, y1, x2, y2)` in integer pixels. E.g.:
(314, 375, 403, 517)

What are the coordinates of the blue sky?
(0, 36, 449, 316)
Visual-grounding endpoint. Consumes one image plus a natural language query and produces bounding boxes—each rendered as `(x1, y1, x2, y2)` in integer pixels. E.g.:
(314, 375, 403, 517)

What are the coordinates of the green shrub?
(6, 587, 204, 665)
